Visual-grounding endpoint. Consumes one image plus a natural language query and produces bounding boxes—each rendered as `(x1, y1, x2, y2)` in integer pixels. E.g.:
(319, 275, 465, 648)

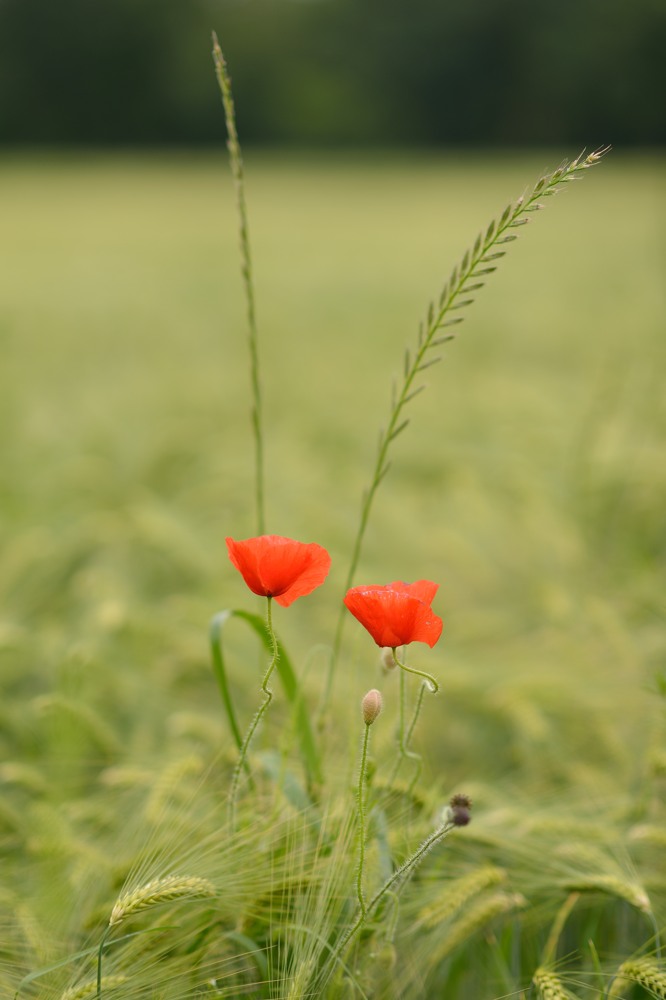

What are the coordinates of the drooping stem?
(212, 34, 265, 536)
(228, 597, 278, 823)
(392, 646, 438, 694)
(355, 722, 372, 917)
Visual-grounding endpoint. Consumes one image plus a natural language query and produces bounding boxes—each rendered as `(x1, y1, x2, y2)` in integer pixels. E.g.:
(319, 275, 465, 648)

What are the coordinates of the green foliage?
(0, 0, 664, 145)
(0, 147, 664, 998)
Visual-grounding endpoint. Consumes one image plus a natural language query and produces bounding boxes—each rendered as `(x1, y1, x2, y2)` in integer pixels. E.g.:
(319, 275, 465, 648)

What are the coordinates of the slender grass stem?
(322, 148, 609, 713)
(212, 34, 265, 535)
(648, 908, 662, 960)
(96, 926, 111, 1000)
(541, 891, 580, 966)
(356, 722, 372, 918)
(228, 597, 279, 824)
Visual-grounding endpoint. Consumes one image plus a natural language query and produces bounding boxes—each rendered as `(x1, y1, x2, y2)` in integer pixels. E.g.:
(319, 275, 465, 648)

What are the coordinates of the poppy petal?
(344, 584, 443, 648)
(386, 580, 439, 604)
(226, 535, 331, 606)
(226, 537, 261, 595)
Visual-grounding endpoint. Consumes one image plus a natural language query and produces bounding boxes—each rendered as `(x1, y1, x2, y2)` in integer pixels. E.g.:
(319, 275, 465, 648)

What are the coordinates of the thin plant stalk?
(212, 34, 265, 535)
(355, 721, 372, 917)
(322, 148, 609, 714)
(96, 927, 111, 1000)
(388, 670, 426, 792)
(541, 892, 580, 966)
(228, 597, 279, 823)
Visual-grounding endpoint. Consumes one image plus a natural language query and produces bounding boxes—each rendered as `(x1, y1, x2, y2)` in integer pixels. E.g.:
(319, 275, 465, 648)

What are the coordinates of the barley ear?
(60, 976, 127, 1000)
(109, 874, 216, 926)
(533, 967, 579, 1000)
(609, 959, 666, 999)
(560, 873, 650, 913)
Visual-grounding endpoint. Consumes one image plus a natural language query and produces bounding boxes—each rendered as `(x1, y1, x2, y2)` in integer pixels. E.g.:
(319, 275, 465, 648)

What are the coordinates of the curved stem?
(392, 647, 438, 694)
(229, 598, 278, 824)
(355, 723, 372, 917)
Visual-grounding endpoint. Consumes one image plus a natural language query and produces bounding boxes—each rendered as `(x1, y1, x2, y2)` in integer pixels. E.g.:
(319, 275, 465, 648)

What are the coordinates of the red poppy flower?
(344, 580, 443, 648)
(226, 534, 331, 607)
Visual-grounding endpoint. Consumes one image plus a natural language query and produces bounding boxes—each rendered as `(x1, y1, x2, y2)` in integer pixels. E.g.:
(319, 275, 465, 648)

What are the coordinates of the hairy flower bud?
(362, 689, 383, 726)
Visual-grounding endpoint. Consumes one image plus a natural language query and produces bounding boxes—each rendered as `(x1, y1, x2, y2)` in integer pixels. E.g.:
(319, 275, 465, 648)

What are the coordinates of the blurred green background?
(1, 151, 664, 764)
(0, 0, 664, 147)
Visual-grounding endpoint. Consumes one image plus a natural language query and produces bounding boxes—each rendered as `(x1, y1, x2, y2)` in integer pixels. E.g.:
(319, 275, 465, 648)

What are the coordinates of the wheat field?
(0, 150, 664, 998)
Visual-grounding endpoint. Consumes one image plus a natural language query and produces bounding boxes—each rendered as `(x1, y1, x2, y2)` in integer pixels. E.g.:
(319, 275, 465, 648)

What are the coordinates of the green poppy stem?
(355, 721, 372, 918)
(229, 597, 279, 824)
(392, 646, 438, 694)
(389, 669, 425, 792)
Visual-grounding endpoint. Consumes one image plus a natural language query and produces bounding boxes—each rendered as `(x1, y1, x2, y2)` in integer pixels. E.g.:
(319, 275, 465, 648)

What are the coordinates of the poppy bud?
(444, 792, 472, 827)
(380, 647, 397, 671)
(362, 689, 383, 726)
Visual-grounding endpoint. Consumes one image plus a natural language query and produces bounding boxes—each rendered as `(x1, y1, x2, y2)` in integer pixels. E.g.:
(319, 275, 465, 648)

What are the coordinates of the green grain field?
(0, 151, 664, 998)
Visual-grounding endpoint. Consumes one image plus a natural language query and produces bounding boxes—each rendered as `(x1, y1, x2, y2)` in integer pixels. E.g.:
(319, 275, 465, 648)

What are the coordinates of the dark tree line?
(0, 0, 663, 146)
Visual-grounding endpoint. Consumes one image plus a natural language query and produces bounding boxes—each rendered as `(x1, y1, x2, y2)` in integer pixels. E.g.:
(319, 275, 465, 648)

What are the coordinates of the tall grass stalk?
(322, 146, 609, 712)
(212, 33, 265, 535)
